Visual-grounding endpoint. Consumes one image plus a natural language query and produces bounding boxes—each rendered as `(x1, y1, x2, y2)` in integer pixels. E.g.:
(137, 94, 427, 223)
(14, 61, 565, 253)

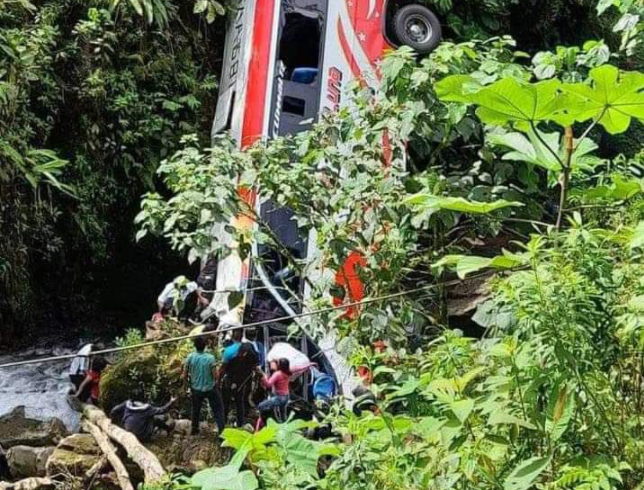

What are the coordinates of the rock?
(191, 460, 208, 472)
(45, 449, 100, 477)
(0, 445, 9, 481)
(172, 420, 192, 436)
(46, 432, 101, 478)
(6, 447, 55, 479)
(0, 408, 68, 449)
(171, 420, 210, 436)
(148, 426, 230, 472)
(99, 322, 191, 412)
(57, 435, 100, 456)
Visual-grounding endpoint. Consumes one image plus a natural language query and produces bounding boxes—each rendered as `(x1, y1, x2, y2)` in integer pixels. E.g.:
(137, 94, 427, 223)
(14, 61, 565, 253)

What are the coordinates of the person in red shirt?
(75, 356, 108, 406)
(255, 358, 291, 429)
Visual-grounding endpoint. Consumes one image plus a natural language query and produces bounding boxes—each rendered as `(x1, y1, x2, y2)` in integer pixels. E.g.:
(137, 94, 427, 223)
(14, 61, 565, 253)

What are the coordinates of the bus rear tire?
(393, 5, 442, 55)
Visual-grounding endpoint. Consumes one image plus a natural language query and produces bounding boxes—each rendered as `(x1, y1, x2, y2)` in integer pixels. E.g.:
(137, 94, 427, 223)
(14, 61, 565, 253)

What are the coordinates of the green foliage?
(597, 0, 644, 56)
(138, 40, 535, 343)
(0, 0, 224, 335)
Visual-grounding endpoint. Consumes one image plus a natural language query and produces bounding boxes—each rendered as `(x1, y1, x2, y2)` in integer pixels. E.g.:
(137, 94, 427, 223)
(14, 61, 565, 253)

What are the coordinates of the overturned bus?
(206, 0, 443, 403)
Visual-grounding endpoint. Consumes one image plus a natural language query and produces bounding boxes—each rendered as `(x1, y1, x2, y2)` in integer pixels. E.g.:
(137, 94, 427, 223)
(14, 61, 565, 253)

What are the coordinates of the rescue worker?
(220, 341, 259, 428)
(69, 344, 92, 391)
(182, 337, 225, 435)
(256, 358, 292, 430)
(110, 397, 176, 442)
(74, 356, 108, 405)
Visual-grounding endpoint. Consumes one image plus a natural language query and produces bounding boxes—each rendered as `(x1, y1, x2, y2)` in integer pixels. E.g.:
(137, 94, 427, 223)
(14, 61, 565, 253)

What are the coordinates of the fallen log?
(0, 477, 53, 490)
(81, 405, 165, 483)
(82, 421, 133, 490)
(84, 455, 108, 484)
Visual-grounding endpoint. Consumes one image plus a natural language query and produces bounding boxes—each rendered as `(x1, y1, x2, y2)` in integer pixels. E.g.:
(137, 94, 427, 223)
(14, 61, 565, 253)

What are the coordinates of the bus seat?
(291, 67, 318, 84)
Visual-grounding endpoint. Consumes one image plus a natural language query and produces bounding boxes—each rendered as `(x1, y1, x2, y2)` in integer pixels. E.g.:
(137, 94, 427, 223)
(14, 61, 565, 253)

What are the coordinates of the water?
(0, 346, 82, 432)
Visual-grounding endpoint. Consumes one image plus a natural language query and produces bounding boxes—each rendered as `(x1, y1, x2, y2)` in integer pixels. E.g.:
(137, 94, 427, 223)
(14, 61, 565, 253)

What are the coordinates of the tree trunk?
(82, 421, 134, 490)
(0, 477, 54, 490)
(81, 405, 165, 483)
(84, 455, 108, 484)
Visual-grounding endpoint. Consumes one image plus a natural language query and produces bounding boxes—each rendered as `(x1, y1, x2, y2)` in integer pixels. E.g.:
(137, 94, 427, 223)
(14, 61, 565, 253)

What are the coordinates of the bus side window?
(278, 7, 322, 83)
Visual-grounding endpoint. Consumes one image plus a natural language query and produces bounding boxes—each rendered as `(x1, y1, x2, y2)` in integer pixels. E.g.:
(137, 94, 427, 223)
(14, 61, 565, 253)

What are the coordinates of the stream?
(0, 344, 86, 432)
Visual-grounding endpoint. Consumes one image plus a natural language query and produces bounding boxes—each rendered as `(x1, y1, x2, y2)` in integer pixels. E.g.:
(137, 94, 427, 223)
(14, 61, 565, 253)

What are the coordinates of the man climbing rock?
(182, 337, 225, 435)
(157, 275, 207, 320)
(110, 397, 176, 442)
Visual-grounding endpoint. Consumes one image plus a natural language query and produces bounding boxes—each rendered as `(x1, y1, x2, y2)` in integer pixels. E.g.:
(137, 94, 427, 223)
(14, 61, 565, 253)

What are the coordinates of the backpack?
(309, 367, 337, 402)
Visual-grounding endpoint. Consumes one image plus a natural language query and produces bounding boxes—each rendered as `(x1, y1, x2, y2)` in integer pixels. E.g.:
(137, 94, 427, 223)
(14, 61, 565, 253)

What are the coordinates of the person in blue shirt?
(222, 328, 243, 364)
(182, 337, 225, 436)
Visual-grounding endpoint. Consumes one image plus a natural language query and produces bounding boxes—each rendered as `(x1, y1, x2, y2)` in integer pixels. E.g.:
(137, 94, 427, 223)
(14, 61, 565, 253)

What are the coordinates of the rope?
(0, 274, 489, 370)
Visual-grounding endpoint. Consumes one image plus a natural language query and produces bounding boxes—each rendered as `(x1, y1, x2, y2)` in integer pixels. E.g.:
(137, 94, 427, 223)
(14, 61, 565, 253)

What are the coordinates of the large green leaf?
(489, 130, 561, 172)
(490, 128, 600, 177)
(191, 466, 258, 490)
(433, 251, 526, 279)
(579, 174, 643, 201)
(449, 398, 475, 423)
(503, 455, 552, 490)
(405, 194, 523, 214)
(436, 76, 569, 127)
(435, 74, 482, 103)
(562, 65, 644, 134)
(275, 427, 340, 477)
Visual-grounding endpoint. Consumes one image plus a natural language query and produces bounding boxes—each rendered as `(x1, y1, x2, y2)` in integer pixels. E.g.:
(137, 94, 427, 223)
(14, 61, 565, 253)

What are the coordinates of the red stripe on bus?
(241, 0, 276, 149)
(338, 18, 362, 79)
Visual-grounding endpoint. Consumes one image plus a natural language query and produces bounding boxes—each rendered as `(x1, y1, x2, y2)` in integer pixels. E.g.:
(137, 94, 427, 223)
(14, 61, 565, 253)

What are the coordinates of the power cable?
(0, 274, 489, 370)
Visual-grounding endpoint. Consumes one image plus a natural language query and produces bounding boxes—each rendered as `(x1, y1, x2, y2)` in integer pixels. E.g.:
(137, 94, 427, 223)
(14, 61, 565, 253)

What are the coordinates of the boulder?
(6, 447, 54, 479)
(46, 432, 101, 477)
(45, 449, 100, 477)
(0, 408, 67, 449)
(57, 435, 100, 456)
(100, 321, 191, 412)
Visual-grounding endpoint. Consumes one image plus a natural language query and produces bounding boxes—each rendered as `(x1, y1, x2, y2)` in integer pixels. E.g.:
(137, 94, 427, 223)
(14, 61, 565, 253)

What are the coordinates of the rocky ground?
(0, 406, 227, 490)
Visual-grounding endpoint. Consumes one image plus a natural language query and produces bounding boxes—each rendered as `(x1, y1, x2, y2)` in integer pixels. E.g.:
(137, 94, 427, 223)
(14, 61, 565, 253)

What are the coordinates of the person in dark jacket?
(110, 397, 176, 442)
(220, 342, 259, 427)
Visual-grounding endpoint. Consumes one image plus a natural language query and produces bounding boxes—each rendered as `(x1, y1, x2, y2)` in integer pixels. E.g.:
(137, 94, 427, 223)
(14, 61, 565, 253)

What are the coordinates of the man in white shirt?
(69, 344, 93, 390)
(157, 275, 200, 318)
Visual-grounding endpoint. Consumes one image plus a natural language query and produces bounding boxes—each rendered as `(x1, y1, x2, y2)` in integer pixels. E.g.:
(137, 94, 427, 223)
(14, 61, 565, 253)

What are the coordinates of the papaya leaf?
(562, 65, 644, 134)
(433, 251, 526, 279)
(490, 129, 600, 177)
(504, 455, 552, 490)
(405, 194, 523, 214)
(437, 76, 570, 128)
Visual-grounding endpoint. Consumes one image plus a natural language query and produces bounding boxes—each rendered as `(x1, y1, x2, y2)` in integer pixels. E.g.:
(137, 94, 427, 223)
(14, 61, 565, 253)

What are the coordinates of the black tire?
(393, 4, 442, 54)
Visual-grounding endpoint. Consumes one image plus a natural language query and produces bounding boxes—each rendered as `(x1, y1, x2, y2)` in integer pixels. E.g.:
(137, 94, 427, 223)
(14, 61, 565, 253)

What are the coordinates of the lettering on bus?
(326, 67, 343, 111)
(226, 6, 246, 90)
(272, 61, 287, 137)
